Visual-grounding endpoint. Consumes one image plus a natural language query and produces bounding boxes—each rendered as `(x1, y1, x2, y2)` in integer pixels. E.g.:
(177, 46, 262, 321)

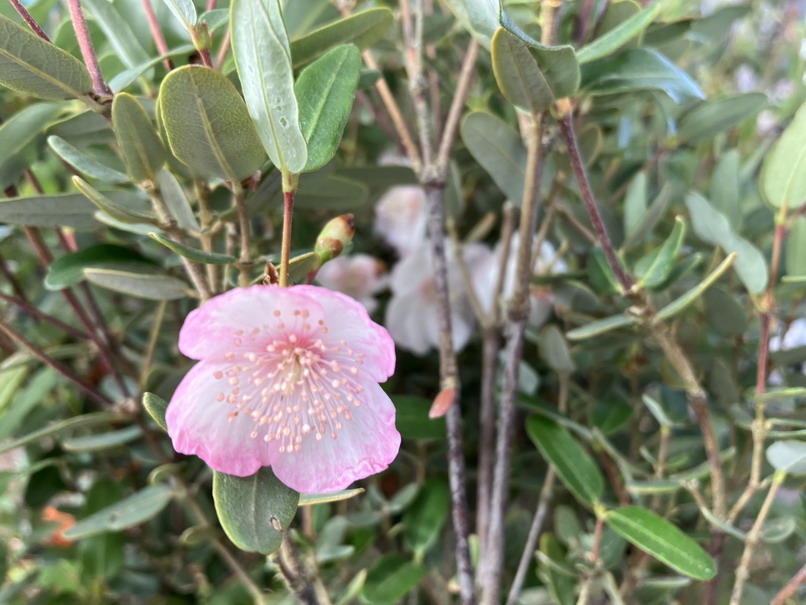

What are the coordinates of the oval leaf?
(47, 135, 129, 184)
(45, 244, 155, 290)
(762, 100, 806, 209)
(83, 268, 188, 300)
(296, 44, 361, 171)
(766, 440, 806, 476)
(112, 93, 166, 183)
(603, 506, 716, 580)
(142, 392, 169, 431)
(526, 415, 604, 505)
(231, 0, 307, 174)
(63, 485, 175, 539)
(0, 15, 92, 100)
(61, 426, 143, 452)
(212, 468, 299, 554)
(161, 0, 197, 29)
(677, 93, 767, 145)
(158, 65, 265, 181)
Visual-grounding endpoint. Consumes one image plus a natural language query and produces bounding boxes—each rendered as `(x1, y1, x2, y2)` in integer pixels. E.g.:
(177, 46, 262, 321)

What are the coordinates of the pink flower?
(165, 285, 400, 494)
(315, 254, 387, 314)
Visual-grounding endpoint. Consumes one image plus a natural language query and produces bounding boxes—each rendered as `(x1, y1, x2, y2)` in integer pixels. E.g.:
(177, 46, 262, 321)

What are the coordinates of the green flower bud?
(314, 214, 356, 265)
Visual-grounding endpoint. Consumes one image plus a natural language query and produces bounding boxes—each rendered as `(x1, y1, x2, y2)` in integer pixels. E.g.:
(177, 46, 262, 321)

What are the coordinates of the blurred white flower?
(374, 186, 428, 256)
(315, 254, 386, 314)
(756, 110, 778, 136)
(473, 235, 567, 328)
(769, 318, 806, 383)
(385, 243, 491, 355)
(734, 64, 758, 93)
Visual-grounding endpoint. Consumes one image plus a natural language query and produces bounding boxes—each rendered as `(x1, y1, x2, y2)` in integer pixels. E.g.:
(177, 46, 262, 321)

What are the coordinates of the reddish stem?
(8, 0, 50, 40)
(66, 0, 112, 97)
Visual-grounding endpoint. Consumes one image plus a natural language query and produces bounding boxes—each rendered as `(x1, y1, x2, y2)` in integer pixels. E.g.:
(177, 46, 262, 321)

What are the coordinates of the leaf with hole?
(212, 468, 299, 554)
(231, 0, 307, 174)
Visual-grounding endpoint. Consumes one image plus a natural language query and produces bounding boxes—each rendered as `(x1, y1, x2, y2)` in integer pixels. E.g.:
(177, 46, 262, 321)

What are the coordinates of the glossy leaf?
(212, 468, 299, 554)
(142, 392, 168, 431)
(159, 65, 265, 181)
(148, 232, 235, 265)
(231, 0, 308, 174)
(83, 268, 188, 300)
(47, 136, 128, 184)
(461, 111, 527, 204)
(290, 8, 393, 67)
(45, 244, 154, 290)
(0, 193, 99, 229)
(0, 15, 91, 100)
(604, 507, 716, 580)
(677, 93, 767, 144)
(63, 485, 175, 539)
(766, 441, 806, 476)
(403, 479, 450, 557)
(577, 4, 660, 63)
(295, 44, 361, 171)
(362, 554, 425, 604)
(526, 415, 604, 505)
(685, 192, 767, 293)
(635, 216, 686, 290)
(761, 100, 806, 209)
(161, 0, 197, 29)
(72, 176, 157, 225)
(112, 93, 166, 183)
(582, 48, 704, 103)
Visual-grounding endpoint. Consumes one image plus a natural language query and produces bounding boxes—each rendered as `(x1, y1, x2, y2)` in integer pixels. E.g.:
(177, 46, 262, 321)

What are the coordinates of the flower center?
(210, 310, 367, 455)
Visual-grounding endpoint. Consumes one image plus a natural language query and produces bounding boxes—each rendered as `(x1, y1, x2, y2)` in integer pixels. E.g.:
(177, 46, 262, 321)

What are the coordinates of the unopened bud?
(192, 22, 212, 52)
(314, 214, 356, 265)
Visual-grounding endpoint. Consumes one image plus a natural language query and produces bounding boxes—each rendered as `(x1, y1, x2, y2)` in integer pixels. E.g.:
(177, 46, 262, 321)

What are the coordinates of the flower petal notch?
(166, 285, 400, 493)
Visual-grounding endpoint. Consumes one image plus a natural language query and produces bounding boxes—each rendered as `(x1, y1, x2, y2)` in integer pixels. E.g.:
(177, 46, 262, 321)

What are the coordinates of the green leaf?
(461, 111, 527, 204)
(112, 93, 166, 183)
(0, 15, 92, 100)
(231, 0, 308, 174)
(160, 0, 197, 29)
(108, 44, 196, 92)
(45, 244, 154, 290)
(0, 364, 28, 416)
(622, 183, 672, 251)
(298, 488, 364, 506)
(526, 415, 604, 505)
(148, 232, 235, 265)
(83, 268, 188, 300)
(761, 100, 806, 209)
(623, 172, 647, 237)
(287, 252, 319, 284)
(82, 0, 150, 70)
(635, 216, 686, 290)
(685, 192, 767, 294)
(154, 169, 200, 231)
(0, 368, 56, 442)
(63, 485, 175, 539)
(47, 135, 129, 184)
(538, 325, 575, 373)
(0, 411, 123, 456)
(212, 468, 299, 554)
(296, 44, 361, 172)
(0, 193, 99, 229)
(566, 313, 638, 341)
(766, 441, 806, 476)
(158, 65, 265, 181)
(142, 392, 168, 431)
(403, 479, 450, 557)
(654, 252, 737, 321)
(539, 534, 575, 605)
(587, 245, 621, 295)
(61, 426, 142, 452)
(582, 48, 704, 104)
(393, 395, 446, 441)
(677, 93, 767, 144)
(710, 149, 741, 231)
(704, 288, 747, 336)
(200, 9, 229, 31)
(603, 507, 716, 580)
(577, 4, 660, 63)
(290, 8, 393, 68)
(362, 553, 425, 604)
(0, 103, 62, 188)
(72, 176, 158, 225)
(295, 172, 369, 210)
(787, 217, 806, 278)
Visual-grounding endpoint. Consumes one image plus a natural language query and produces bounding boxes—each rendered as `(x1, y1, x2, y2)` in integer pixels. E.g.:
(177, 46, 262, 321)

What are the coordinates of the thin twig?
(278, 182, 296, 288)
(8, 0, 50, 40)
(771, 559, 806, 605)
(215, 29, 231, 70)
(66, 0, 112, 97)
(0, 291, 87, 340)
(0, 320, 112, 407)
(139, 300, 167, 389)
(142, 0, 174, 71)
(577, 515, 606, 605)
(275, 532, 318, 604)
